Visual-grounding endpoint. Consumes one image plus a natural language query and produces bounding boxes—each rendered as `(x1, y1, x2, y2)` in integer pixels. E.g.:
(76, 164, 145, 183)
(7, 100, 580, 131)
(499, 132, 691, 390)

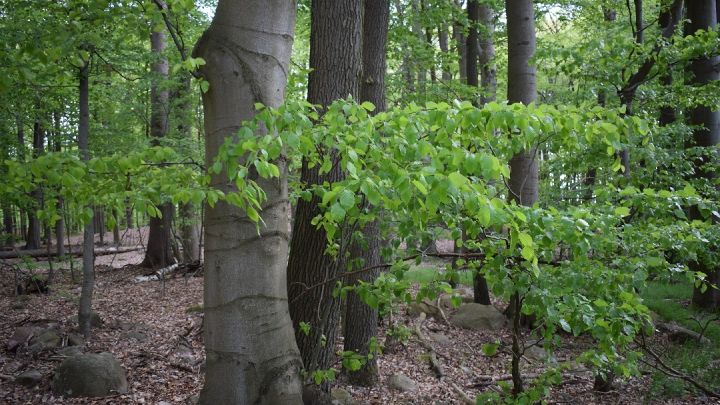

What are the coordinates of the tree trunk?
(78, 60, 95, 339)
(478, 3, 497, 104)
(25, 118, 44, 250)
(395, 0, 415, 95)
(453, 0, 467, 82)
(2, 205, 13, 248)
(287, 0, 363, 386)
(193, 1, 302, 403)
(686, 0, 720, 309)
(142, 20, 176, 268)
(506, 0, 538, 205)
(112, 209, 120, 246)
(438, 27, 452, 81)
(343, 0, 390, 387)
(52, 112, 65, 257)
(466, 0, 480, 93)
(176, 74, 200, 263)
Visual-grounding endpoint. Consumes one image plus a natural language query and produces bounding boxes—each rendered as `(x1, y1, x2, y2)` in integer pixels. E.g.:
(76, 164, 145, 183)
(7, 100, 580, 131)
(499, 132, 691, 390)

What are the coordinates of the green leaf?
(481, 342, 500, 357)
(360, 101, 375, 111)
(412, 180, 428, 195)
(448, 171, 468, 188)
(339, 189, 355, 209)
(559, 319, 572, 333)
(614, 206, 630, 217)
(330, 203, 346, 222)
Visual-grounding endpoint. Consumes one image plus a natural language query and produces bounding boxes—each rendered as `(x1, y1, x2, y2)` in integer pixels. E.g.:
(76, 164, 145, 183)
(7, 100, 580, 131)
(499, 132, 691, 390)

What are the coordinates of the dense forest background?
(0, 0, 719, 403)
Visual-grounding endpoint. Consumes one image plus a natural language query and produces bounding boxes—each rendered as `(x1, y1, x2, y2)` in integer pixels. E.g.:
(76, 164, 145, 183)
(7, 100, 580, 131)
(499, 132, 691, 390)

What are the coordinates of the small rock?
(524, 345, 556, 364)
(28, 330, 62, 353)
(388, 373, 418, 392)
(7, 326, 43, 351)
(11, 301, 25, 310)
(57, 346, 84, 357)
(67, 334, 84, 347)
(427, 332, 451, 346)
(449, 303, 507, 330)
(407, 301, 439, 318)
(331, 387, 354, 405)
(52, 352, 128, 397)
(15, 369, 42, 387)
(157, 402, 172, 405)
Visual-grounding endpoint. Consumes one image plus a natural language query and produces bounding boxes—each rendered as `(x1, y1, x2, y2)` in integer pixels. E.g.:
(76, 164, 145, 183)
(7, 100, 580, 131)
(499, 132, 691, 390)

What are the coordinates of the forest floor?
(0, 233, 718, 404)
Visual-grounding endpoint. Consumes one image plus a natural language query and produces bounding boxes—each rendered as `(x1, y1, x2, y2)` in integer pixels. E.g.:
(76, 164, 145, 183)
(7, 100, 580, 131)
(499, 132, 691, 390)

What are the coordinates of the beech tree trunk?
(24, 119, 43, 250)
(2, 205, 13, 247)
(686, 0, 720, 309)
(343, 0, 390, 387)
(466, 0, 480, 92)
(438, 27, 452, 81)
(478, 2, 497, 105)
(53, 112, 65, 256)
(193, 1, 302, 403)
(142, 22, 176, 268)
(78, 59, 95, 339)
(506, 0, 538, 205)
(287, 0, 362, 389)
(453, 0, 468, 82)
(176, 75, 200, 263)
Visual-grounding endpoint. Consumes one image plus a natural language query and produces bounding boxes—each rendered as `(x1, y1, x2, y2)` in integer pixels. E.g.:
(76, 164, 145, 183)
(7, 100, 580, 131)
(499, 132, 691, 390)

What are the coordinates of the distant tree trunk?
(194, 1, 302, 403)
(142, 21, 176, 268)
(686, 0, 720, 309)
(78, 59, 95, 339)
(53, 111, 65, 257)
(453, 1, 468, 81)
(94, 208, 105, 245)
(2, 205, 13, 248)
(634, 0, 644, 43)
(287, 0, 362, 392)
(112, 209, 120, 246)
(125, 200, 133, 230)
(344, 0, 389, 388)
(438, 27, 452, 81)
(176, 75, 200, 263)
(478, 2, 497, 104)
(411, 0, 427, 99)
(658, 4, 677, 127)
(25, 118, 43, 250)
(466, 0, 480, 94)
(395, 0, 415, 96)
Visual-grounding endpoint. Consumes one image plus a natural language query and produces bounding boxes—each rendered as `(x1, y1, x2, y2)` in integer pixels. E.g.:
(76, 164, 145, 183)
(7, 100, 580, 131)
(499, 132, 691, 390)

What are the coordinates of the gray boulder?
(7, 326, 43, 351)
(407, 301, 439, 318)
(52, 352, 128, 397)
(28, 330, 61, 352)
(331, 387, 355, 405)
(15, 369, 42, 387)
(450, 303, 507, 330)
(57, 346, 84, 357)
(388, 373, 418, 392)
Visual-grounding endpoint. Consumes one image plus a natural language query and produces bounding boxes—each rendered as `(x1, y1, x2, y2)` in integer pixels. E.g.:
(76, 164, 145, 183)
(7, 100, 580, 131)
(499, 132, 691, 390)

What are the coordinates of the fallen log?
(0, 246, 143, 259)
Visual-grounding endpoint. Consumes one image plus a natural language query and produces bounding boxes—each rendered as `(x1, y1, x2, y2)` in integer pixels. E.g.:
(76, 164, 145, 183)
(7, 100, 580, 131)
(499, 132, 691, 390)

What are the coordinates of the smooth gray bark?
(194, 1, 302, 403)
(506, 0, 538, 206)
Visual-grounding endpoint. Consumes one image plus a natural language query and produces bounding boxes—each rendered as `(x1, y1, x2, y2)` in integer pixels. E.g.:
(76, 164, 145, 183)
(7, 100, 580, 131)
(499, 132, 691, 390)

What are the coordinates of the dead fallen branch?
(414, 312, 445, 379)
(0, 245, 143, 259)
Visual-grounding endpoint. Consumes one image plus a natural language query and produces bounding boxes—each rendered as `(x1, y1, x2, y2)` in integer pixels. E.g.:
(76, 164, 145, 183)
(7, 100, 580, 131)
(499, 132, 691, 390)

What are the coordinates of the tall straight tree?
(78, 58, 95, 338)
(142, 16, 175, 269)
(193, 0, 302, 403)
(478, 1, 496, 105)
(686, 0, 720, 309)
(506, 0, 538, 205)
(287, 0, 363, 387)
(343, 0, 390, 387)
(24, 116, 43, 250)
(505, 0, 537, 394)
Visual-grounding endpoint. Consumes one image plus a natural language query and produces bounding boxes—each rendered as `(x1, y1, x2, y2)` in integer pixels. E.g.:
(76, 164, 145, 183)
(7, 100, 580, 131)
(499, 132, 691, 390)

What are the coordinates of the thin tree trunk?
(2, 205, 13, 248)
(142, 17, 175, 268)
(438, 27, 452, 81)
(194, 1, 302, 403)
(176, 74, 200, 263)
(395, 0, 415, 96)
(78, 59, 95, 339)
(453, 0, 467, 82)
(478, 3, 496, 104)
(686, 0, 720, 309)
(344, 0, 389, 388)
(112, 209, 120, 246)
(466, 0, 480, 94)
(287, 0, 363, 390)
(25, 118, 43, 250)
